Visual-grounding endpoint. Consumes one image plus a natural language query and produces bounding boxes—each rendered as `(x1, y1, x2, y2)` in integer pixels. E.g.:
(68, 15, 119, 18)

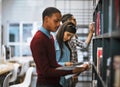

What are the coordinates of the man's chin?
(52, 29, 57, 32)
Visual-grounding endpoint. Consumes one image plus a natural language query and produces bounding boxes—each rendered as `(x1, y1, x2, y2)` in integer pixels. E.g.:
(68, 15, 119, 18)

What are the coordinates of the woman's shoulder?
(54, 38, 60, 50)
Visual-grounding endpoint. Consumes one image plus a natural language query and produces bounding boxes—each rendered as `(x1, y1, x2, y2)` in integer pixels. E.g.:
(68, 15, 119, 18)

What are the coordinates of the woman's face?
(68, 16, 76, 26)
(63, 31, 74, 41)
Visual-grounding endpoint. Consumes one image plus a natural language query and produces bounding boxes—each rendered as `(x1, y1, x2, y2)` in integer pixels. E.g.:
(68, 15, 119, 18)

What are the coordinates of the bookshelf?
(92, 0, 120, 87)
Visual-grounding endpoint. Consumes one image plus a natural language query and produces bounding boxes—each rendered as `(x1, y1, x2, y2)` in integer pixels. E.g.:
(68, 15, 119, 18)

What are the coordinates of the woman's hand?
(65, 62, 73, 66)
(89, 22, 95, 33)
(72, 64, 89, 74)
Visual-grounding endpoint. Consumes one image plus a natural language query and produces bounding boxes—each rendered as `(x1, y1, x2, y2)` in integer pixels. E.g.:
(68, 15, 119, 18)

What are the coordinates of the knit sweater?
(30, 30, 73, 85)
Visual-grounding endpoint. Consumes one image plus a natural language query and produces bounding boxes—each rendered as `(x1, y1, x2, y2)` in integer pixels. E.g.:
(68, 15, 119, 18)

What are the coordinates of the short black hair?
(61, 13, 73, 23)
(42, 7, 61, 21)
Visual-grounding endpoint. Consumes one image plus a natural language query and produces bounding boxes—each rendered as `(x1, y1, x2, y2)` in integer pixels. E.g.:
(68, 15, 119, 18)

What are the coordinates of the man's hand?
(83, 63, 89, 70)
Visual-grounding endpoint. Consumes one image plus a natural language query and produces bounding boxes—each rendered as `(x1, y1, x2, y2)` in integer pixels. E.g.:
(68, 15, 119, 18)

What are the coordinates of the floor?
(76, 81, 92, 87)
(75, 70, 92, 87)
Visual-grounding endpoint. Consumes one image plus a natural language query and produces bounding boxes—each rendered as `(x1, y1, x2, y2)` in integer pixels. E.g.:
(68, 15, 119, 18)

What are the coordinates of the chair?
(30, 67, 37, 87)
(18, 61, 29, 76)
(3, 72, 12, 87)
(2, 45, 12, 62)
(9, 63, 20, 83)
(9, 67, 34, 87)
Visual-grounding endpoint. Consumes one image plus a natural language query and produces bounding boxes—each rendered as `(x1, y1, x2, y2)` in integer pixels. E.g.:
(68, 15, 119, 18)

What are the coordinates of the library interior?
(0, 0, 120, 87)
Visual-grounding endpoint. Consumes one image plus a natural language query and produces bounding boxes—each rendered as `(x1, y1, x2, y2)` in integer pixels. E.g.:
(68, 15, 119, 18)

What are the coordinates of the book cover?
(106, 57, 111, 87)
(115, 0, 119, 29)
(97, 47, 103, 75)
(100, 12, 103, 35)
(56, 64, 84, 71)
(96, 11, 100, 36)
(96, 11, 103, 36)
(113, 55, 120, 87)
(56, 62, 90, 71)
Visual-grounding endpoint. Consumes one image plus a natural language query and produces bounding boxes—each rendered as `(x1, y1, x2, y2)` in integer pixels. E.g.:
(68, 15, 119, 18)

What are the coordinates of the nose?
(57, 22, 60, 27)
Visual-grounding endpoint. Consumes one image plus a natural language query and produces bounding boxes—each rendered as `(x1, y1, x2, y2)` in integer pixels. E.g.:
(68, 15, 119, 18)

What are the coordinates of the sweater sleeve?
(30, 37, 73, 78)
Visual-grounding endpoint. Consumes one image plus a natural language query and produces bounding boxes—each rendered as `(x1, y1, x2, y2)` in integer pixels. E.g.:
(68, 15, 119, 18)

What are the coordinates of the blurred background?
(0, 0, 94, 62)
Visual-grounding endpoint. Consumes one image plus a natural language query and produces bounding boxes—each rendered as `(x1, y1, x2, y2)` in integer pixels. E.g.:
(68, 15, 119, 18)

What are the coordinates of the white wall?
(2, 0, 55, 44)
(2, 0, 55, 23)
(55, 0, 93, 25)
(1, 0, 93, 58)
(2, 0, 93, 45)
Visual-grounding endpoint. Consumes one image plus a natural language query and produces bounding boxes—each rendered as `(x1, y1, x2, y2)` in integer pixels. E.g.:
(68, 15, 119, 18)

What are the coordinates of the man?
(30, 7, 88, 87)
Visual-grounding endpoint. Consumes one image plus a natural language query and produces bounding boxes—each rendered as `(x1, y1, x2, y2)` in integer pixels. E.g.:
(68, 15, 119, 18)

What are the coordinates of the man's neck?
(42, 24, 50, 32)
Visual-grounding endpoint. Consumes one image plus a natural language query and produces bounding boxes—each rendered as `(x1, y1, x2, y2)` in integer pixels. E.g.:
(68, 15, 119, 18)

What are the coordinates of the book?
(113, 55, 120, 87)
(115, 0, 120, 29)
(96, 11, 103, 35)
(96, 11, 100, 36)
(96, 47, 103, 75)
(56, 64, 84, 71)
(106, 57, 111, 87)
(56, 66, 76, 70)
(56, 62, 89, 71)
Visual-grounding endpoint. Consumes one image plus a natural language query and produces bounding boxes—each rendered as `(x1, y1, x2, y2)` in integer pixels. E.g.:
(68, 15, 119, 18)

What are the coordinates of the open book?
(56, 62, 89, 70)
(56, 62, 91, 79)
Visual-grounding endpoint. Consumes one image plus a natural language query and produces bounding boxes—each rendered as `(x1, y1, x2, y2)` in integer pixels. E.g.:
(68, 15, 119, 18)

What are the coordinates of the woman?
(54, 22, 77, 87)
(61, 13, 94, 63)
(55, 22, 76, 66)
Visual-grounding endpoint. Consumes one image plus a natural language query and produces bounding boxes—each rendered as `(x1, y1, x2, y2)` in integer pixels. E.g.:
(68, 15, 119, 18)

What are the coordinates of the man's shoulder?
(34, 30, 46, 38)
(32, 31, 48, 42)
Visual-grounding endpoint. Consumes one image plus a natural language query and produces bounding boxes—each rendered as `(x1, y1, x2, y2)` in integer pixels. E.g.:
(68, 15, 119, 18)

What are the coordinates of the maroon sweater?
(30, 30, 73, 85)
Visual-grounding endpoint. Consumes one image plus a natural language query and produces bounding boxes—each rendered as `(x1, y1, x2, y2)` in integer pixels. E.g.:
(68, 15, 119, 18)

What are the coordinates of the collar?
(39, 26, 51, 39)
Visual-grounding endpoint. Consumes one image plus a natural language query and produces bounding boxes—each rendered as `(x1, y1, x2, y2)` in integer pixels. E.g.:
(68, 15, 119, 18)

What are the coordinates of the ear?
(44, 16, 49, 22)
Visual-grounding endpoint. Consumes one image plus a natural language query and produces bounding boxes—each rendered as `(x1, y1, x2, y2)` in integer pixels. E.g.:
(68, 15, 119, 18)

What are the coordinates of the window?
(8, 22, 38, 57)
(23, 24, 32, 42)
(9, 24, 20, 42)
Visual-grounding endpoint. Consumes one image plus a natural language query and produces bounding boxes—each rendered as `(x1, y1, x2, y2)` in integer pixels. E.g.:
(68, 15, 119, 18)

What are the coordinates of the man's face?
(45, 13, 61, 32)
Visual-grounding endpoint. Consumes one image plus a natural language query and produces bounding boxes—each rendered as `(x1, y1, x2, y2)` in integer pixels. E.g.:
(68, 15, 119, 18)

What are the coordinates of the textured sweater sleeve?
(30, 34, 73, 78)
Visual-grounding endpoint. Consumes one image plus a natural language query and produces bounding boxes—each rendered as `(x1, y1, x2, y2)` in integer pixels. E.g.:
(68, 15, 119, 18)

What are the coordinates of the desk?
(0, 63, 14, 87)
(9, 56, 33, 62)
(9, 56, 34, 68)
(0, 63, 14, 75)
(8, 56, 34, 78)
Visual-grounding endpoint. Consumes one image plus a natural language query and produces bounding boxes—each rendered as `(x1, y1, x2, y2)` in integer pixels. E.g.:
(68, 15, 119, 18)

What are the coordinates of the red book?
(115, 0, 119, 28)
(96, 11, 101, 35)
(97, 47, 103, 74)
